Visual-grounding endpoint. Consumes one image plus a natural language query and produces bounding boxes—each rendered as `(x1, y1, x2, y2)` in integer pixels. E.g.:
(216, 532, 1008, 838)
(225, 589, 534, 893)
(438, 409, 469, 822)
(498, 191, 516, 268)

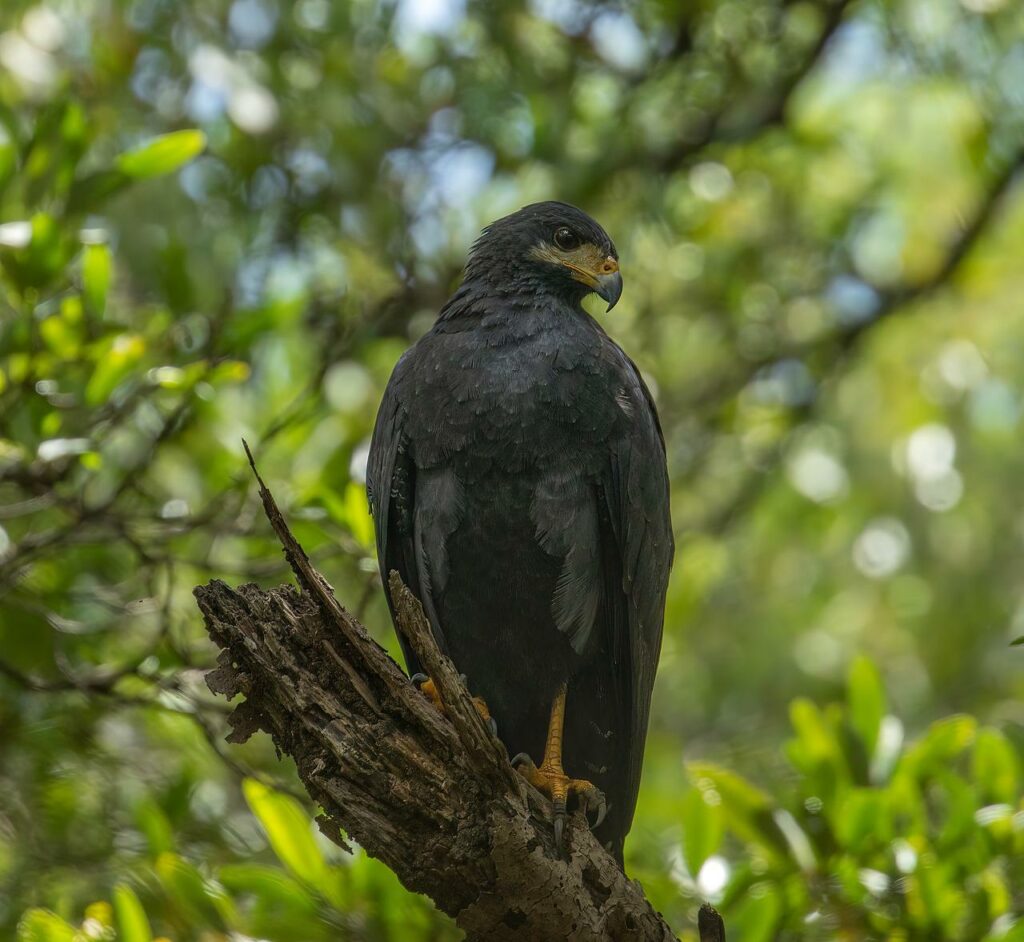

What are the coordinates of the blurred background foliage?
(1, 0, 1023, 938)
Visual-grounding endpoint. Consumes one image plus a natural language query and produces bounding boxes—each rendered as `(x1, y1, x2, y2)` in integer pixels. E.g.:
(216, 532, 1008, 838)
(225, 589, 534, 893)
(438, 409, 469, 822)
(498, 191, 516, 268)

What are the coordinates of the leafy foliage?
(1, 0, 1023, 938)
(675, 660, 1024, 940)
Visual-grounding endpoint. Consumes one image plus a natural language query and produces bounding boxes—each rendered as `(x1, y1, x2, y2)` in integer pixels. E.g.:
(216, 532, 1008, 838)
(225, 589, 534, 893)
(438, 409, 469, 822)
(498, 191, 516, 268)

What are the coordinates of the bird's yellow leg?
(410, 673, 494, 730)
(511, 682, 607, 852)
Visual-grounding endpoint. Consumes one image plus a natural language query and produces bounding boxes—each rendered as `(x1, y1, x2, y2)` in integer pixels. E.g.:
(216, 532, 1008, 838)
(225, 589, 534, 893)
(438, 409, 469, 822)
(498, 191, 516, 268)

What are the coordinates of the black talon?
(410, 672, 427, 687)
(585, 790, 608, 829)
(553, 797, 566, 854)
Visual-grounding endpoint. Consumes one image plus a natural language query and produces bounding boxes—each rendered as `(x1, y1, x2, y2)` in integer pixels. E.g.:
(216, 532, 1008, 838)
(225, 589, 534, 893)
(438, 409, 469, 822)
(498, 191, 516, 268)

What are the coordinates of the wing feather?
(601, 360, 674, 835)
(367, 355, 452, 672)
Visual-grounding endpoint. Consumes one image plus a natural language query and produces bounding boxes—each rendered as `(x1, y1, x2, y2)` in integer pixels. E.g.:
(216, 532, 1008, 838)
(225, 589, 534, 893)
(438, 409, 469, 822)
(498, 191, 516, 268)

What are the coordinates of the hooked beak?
(591, 255, 622, 311)
(595, 268, 623, 311)
(555, 252, 623, 311)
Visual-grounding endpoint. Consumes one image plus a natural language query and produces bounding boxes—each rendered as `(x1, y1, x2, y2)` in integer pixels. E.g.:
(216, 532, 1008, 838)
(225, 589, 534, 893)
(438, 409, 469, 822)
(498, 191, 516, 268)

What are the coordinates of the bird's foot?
(410, 672, 444, 710)
(410, 672, 496, 734)
(511, 752, 607, 854)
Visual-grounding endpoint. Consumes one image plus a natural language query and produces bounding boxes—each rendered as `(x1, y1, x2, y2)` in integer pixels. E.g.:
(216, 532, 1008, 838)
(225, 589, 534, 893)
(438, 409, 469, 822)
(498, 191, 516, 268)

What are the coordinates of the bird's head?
(464, 201, 623, 311)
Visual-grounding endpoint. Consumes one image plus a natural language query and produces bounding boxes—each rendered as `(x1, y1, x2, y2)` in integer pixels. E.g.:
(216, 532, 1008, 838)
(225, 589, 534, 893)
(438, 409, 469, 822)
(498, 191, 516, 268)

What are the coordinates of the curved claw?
(410, 673, 445, 714)
(412, 674, 493, 733)
(581, 787, 608, 829)
(553, 798, 566, 854)
(512, 755, 607, 856)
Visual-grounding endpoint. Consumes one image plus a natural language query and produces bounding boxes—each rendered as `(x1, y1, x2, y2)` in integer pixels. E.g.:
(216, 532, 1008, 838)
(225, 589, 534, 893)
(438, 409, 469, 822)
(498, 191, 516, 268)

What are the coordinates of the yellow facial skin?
(531, 241, 619, 290)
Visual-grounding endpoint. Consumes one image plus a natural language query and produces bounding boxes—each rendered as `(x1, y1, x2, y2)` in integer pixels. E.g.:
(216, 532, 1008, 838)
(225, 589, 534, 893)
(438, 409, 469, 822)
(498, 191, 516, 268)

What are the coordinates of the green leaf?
(680, 786, 723, 876)
(82, 243, 112, 316)
(117, 130, 206, 179)
(726, 884, 783, 942)
(243, 778, 329, 892)
(906, 852, 964, 930)
(0, 212, 72, 292)
(1010, 636, 1024, 646)
(218, 862, 316, 902)
(686, 762, 785, 856)
(113, 884, 152, 942)
(687, 762, 771, 816)
(133, 795, 174, 856)
(936, 771, 979, 849)
(209, 359, 251, 385)
(218, 863, 322, 922)
(156, 852, 234, 930)
(786, 698, 850, 799)
(835, 788, 890, 852)
(906, 715, 977, 774)
(84, 333, 146, 405)
(39, 308, 82, 358)
(972, 728, 1019, 804)
(16, 910, 76, 942)
(23, 101, 87, 205)
(790, 698, 836, 760)
(847, 656, 886, 757)
(66, 169, 130, 216)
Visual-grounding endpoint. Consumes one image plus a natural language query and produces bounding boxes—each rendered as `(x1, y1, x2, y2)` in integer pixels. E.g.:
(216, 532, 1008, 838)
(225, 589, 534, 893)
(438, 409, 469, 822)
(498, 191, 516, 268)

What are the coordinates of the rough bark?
(194, 447, 722, 941)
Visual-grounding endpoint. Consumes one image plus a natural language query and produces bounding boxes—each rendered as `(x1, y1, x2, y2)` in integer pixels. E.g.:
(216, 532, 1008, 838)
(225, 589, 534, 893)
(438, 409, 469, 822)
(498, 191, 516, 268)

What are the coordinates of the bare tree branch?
(699, 903, 727, 942)
(193, 446, 695, 942)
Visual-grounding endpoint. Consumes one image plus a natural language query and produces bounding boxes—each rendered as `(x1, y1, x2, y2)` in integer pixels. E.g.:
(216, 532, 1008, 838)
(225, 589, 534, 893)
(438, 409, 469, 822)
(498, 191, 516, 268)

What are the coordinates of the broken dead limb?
(193, 445, 725, 941)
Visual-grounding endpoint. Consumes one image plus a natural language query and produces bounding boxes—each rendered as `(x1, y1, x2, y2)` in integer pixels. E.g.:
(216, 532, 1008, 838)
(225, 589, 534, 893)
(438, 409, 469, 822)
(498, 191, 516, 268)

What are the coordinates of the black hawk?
(367, 202, 673, 865)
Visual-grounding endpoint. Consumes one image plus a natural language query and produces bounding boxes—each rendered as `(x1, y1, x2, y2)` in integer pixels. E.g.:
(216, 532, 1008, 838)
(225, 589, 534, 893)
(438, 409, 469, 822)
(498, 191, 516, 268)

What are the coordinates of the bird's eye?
(553, 227, 580, 251)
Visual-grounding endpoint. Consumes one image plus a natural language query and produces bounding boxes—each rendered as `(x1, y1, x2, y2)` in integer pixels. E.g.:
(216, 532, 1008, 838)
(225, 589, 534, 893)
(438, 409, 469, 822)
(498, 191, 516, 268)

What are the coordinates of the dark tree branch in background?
(671, 148, 1023, 540)
(838, 149, 1024, 353)
(655, 0, 855, 173)
(743, 0, 855, 132)
(193, 449, 710, 942)
(0, 647, 309, 803)
(676, 146, 1024, 421)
